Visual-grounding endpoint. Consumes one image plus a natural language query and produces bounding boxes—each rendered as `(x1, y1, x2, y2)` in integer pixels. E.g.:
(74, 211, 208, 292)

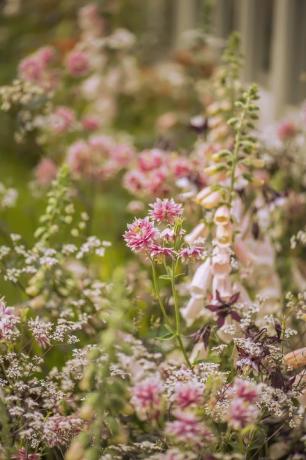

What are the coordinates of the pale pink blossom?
(138, 149, 164, 172)
(37, 46, 56, 65)
(34, 158, 57, 186)
(19, 56, 44, 83)
(81, 116, 100, 131)
(149, 244, 175, 261)
(50, 106, 75, 133)
(149, 198, 183, 224)
(190, 259, 212, 297)
(166, 412, 214, 445)
(124, 218, 156, 253)
(179, 246, 203, 261)
(228, 398, 258, 429)
(131, 378, 163, 420)
(211, 246, 231, 276)
(230, 378, 258, 403)
(66, 50, 90, 77)
(0, 301, 19, 340)
(216, 222, 233, 246)
(212, 275, 232, 300)
(181, 296, 204, 326)
(277, 121, 297, 141)
(173, 382, 204, 409)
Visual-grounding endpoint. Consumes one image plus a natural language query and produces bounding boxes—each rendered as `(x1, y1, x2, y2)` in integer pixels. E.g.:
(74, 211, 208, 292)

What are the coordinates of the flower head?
(124, 218, 156, 253)
(131, 378, 163, 420)
(173, 382, 204, 409)
(166, 412, 214, 445)
(149, 198, 183, 224)
(66, 50, 90, 77)
(228, 398, 258, 429)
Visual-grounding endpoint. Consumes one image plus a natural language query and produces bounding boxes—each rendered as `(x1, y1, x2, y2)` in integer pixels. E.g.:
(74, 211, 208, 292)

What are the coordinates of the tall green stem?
(151, 261, 171, 327)
(171, 261, 192, 369)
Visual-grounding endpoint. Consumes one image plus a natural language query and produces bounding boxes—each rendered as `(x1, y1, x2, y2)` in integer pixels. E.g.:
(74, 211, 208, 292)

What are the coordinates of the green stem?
(151, 261, 171, 327)
(171, 261, 192, 369)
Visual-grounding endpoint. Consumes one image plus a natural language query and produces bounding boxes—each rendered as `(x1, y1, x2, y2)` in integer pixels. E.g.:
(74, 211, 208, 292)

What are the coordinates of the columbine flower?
(149, 244, 175, 261)
(228, 398, 258, 429)
(173, 382, 204, 409)
(166, 412, 214, 445)
(124, 218, 156, 253)
(65, 50, 90, 77)
(179, 246, 203, 262)
(131, 378, 163, 421)
(205, 290, 240, 327)
(149, 198, 183, 224)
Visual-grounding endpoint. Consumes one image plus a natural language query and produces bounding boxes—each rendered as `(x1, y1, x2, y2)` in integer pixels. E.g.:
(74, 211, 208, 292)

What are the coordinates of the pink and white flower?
(149, 198, 183, 224)
(124, 218, 156, 253)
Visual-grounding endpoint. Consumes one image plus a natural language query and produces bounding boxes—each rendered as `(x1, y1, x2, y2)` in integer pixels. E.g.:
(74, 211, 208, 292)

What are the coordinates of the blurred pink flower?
(131, 378, 163, 420)
(66, 50, 90, 77)
(277, 121, 297, 141)
(81, 116, 100, 131)
(35, 158, 57, 186)
(230, 378, 258, 404)
(173, 382, 204, 409)
(228, 398, 258, 429)
(50, 106, 75, 133)
(166, 412, 214, 445)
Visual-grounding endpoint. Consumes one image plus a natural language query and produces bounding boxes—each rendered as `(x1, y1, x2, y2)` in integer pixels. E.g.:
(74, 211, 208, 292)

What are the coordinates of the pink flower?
(179, 246, 203, 261)
(124, 218, 156, 253)
(230, 378, 258, 403)
(131, 378, 163, 420)
(171, 158, 192, 178)
(166, 412, 214, 445)
(34, 158, 57, 186)
(149, 244, 175, 261)
(67, 140, 91, 178)
(138, 149, 165, 172)
(228, 398, 258, 429)
(37, 46, 56, 65)
(81, 116, 100, 131)
(0, 301, 19, 341)
(149, 198, 183, 224)
(19, 56, 44, 83)
(173, 382, 204, 409)
(277, 121, 297, 141)
(66, 50, 90, 77)
(123, 170, 147, 194)
(50, 106, 75, 133)
(13, 449, 40, 460)
(111, 144, 134, 167)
